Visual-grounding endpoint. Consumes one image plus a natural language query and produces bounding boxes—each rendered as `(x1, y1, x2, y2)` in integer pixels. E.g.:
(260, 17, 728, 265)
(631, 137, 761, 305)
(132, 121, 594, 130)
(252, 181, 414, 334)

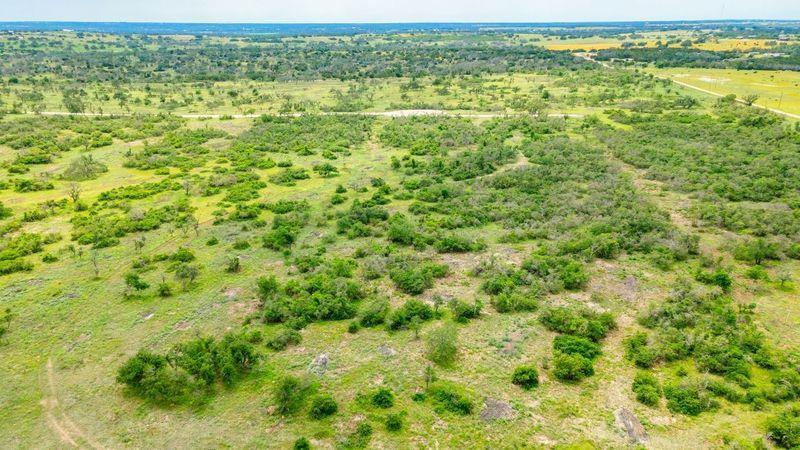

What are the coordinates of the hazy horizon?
(2, 0, 799, 23)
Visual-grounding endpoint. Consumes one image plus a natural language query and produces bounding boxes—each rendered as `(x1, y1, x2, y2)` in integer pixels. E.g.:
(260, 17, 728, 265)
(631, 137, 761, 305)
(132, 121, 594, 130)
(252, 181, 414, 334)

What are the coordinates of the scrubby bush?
(733, 238, 779, 265)
(632, 372, 661, 406)
(359, 299, 390, 327)
(624, 332, 658, 368)
(552, 352, 595, 382)
(274, 375, 311, 415)
(426, 324, 459, 367)
(371, 388, 395, 408)
(117, 331, 258, 405)
(309, 394, 338, 419)
(694, 267, 732, 291)
(768, 406, 800, 448)
(427, 381, 473, 415)
(390, 262, 448, 295)
(540, 307, 616, 342)
(553, 334, 602, 360)
(266, 328, 302, 351)
(293, 437, 311, 450)
(433, 234, 486, 253)
(387, 299, 434, 330)
(385, 413, 404, 432)
(448, 299, 482, 323)
(511, 365, 539, 390)
(664, 381, 719, 416)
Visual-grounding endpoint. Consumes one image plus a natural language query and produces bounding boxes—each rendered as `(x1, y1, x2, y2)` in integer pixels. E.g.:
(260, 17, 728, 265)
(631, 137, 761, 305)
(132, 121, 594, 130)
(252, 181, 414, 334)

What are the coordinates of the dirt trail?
(41, 358, 103, 449)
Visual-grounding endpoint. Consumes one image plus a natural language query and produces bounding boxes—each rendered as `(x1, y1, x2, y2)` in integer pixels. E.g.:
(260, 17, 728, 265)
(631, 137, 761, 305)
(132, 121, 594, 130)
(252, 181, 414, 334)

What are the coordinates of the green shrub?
(309, 394, 338, 419)
(293, 437, 311, 450)
(387, 299, 433, 330)
(389, 262, 448, 295)
(767, 406, 800, 448)
(491, 290, 538, 313)
(266, 328, 302, 351)
(448, 299, 482, 323)
(360, 299, 390, 327)
(385, 413, 404, 432)
(745, 265, 769, 281)
(426, 324, 459, 367)
(371, 388, 395, 408)
(664, 381, 719, 416)
(540, 307, 616, 342)
(511, 365, 539, 390)
(552, 352, 594, 382)
(427, 381, 473, 415)
(273, 375, 310, 415)
(553, 334, 601, 360)
(694, 268, 733, 291)
(342, 422, 373, 449)
(632, 372, 661, 406)
(624, 332, 658, 368)
(433, 234, 485, 253)
(733, 238, 779, 265)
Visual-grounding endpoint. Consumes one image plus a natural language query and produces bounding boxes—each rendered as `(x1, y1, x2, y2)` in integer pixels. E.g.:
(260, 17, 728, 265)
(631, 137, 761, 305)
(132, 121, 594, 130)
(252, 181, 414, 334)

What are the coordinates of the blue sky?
(1, 0, 798, 23)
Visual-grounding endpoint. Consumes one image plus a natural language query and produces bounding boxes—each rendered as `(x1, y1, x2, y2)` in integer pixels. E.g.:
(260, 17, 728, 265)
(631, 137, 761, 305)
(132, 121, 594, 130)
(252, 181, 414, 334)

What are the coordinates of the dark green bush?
(540, 307, 616, 342)
(632, 372, 661, 406)
(552, 351, 595, 382)
(266, 328, 302, 351)
(274, 375, 310, 415)
(371, 388, 395, 408)
(767, 406, 800, 448)
(448, 299, 482, 323)
(664, 381, 719, 416)
(553, 334, 602, 360)
(387, 299, 434, 330)
(511, 365, 539, 390)
(360, 299, 390, 327)
(385, 413, 404, 432)
(309, 394, 338, 419)
(427, 381, 473, 415)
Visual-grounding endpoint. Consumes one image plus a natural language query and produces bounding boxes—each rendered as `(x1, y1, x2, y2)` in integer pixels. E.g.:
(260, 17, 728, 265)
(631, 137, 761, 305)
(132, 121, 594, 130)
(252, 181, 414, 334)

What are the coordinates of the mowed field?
(648, 67, 800, 116)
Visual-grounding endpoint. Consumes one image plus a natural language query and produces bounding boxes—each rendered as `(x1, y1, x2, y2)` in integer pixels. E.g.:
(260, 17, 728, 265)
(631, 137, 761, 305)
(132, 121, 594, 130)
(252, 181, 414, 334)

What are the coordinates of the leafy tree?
(426, 324, 459, 367)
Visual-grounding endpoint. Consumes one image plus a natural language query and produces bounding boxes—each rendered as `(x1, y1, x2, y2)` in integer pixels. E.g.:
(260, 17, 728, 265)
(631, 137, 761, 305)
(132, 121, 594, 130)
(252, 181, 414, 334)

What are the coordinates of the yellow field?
(648, 67, 800, 117)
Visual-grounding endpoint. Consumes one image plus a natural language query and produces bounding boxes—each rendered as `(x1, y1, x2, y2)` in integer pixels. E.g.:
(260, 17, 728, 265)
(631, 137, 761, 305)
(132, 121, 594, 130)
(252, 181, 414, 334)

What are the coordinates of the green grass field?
(2, 27, 800, 450)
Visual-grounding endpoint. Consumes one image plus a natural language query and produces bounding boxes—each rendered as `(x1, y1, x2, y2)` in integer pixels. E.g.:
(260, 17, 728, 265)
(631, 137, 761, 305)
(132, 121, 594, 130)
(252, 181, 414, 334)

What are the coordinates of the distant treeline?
(0, 40, 588, 82)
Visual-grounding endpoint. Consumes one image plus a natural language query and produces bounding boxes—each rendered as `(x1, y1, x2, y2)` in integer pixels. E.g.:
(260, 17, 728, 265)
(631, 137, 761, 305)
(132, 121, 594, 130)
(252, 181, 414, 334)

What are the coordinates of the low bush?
(266, 328, 302, 351)
(427, 381, 473, 415)
(360, 299, 390, 327)
(553, 334, 602, 360)
(552, 352, 594, 382)
(767, 406, 800, 448)
(426, 324, 459, 367)
(664, 381, 719, 416)
(511, 365, 539, 390)
(540, 307, 616, 342)
(371, 388, 395, 408)
(385, 413, 404, 432)
(309, 394, 338, 419)
(274, 375, 311, 415)
(387, 299, 434, 330)
(632, 372, 661, 406)
(448, 299, 482, 323)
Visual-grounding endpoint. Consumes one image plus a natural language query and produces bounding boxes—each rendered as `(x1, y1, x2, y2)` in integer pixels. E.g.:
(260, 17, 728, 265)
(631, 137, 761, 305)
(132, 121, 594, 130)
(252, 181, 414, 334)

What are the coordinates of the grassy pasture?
(649, 67, 800, 116)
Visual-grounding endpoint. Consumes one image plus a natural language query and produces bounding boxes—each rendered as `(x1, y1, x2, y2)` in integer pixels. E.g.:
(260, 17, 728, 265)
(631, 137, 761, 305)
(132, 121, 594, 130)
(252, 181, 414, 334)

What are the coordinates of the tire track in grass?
(41, 358, 103, 449)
